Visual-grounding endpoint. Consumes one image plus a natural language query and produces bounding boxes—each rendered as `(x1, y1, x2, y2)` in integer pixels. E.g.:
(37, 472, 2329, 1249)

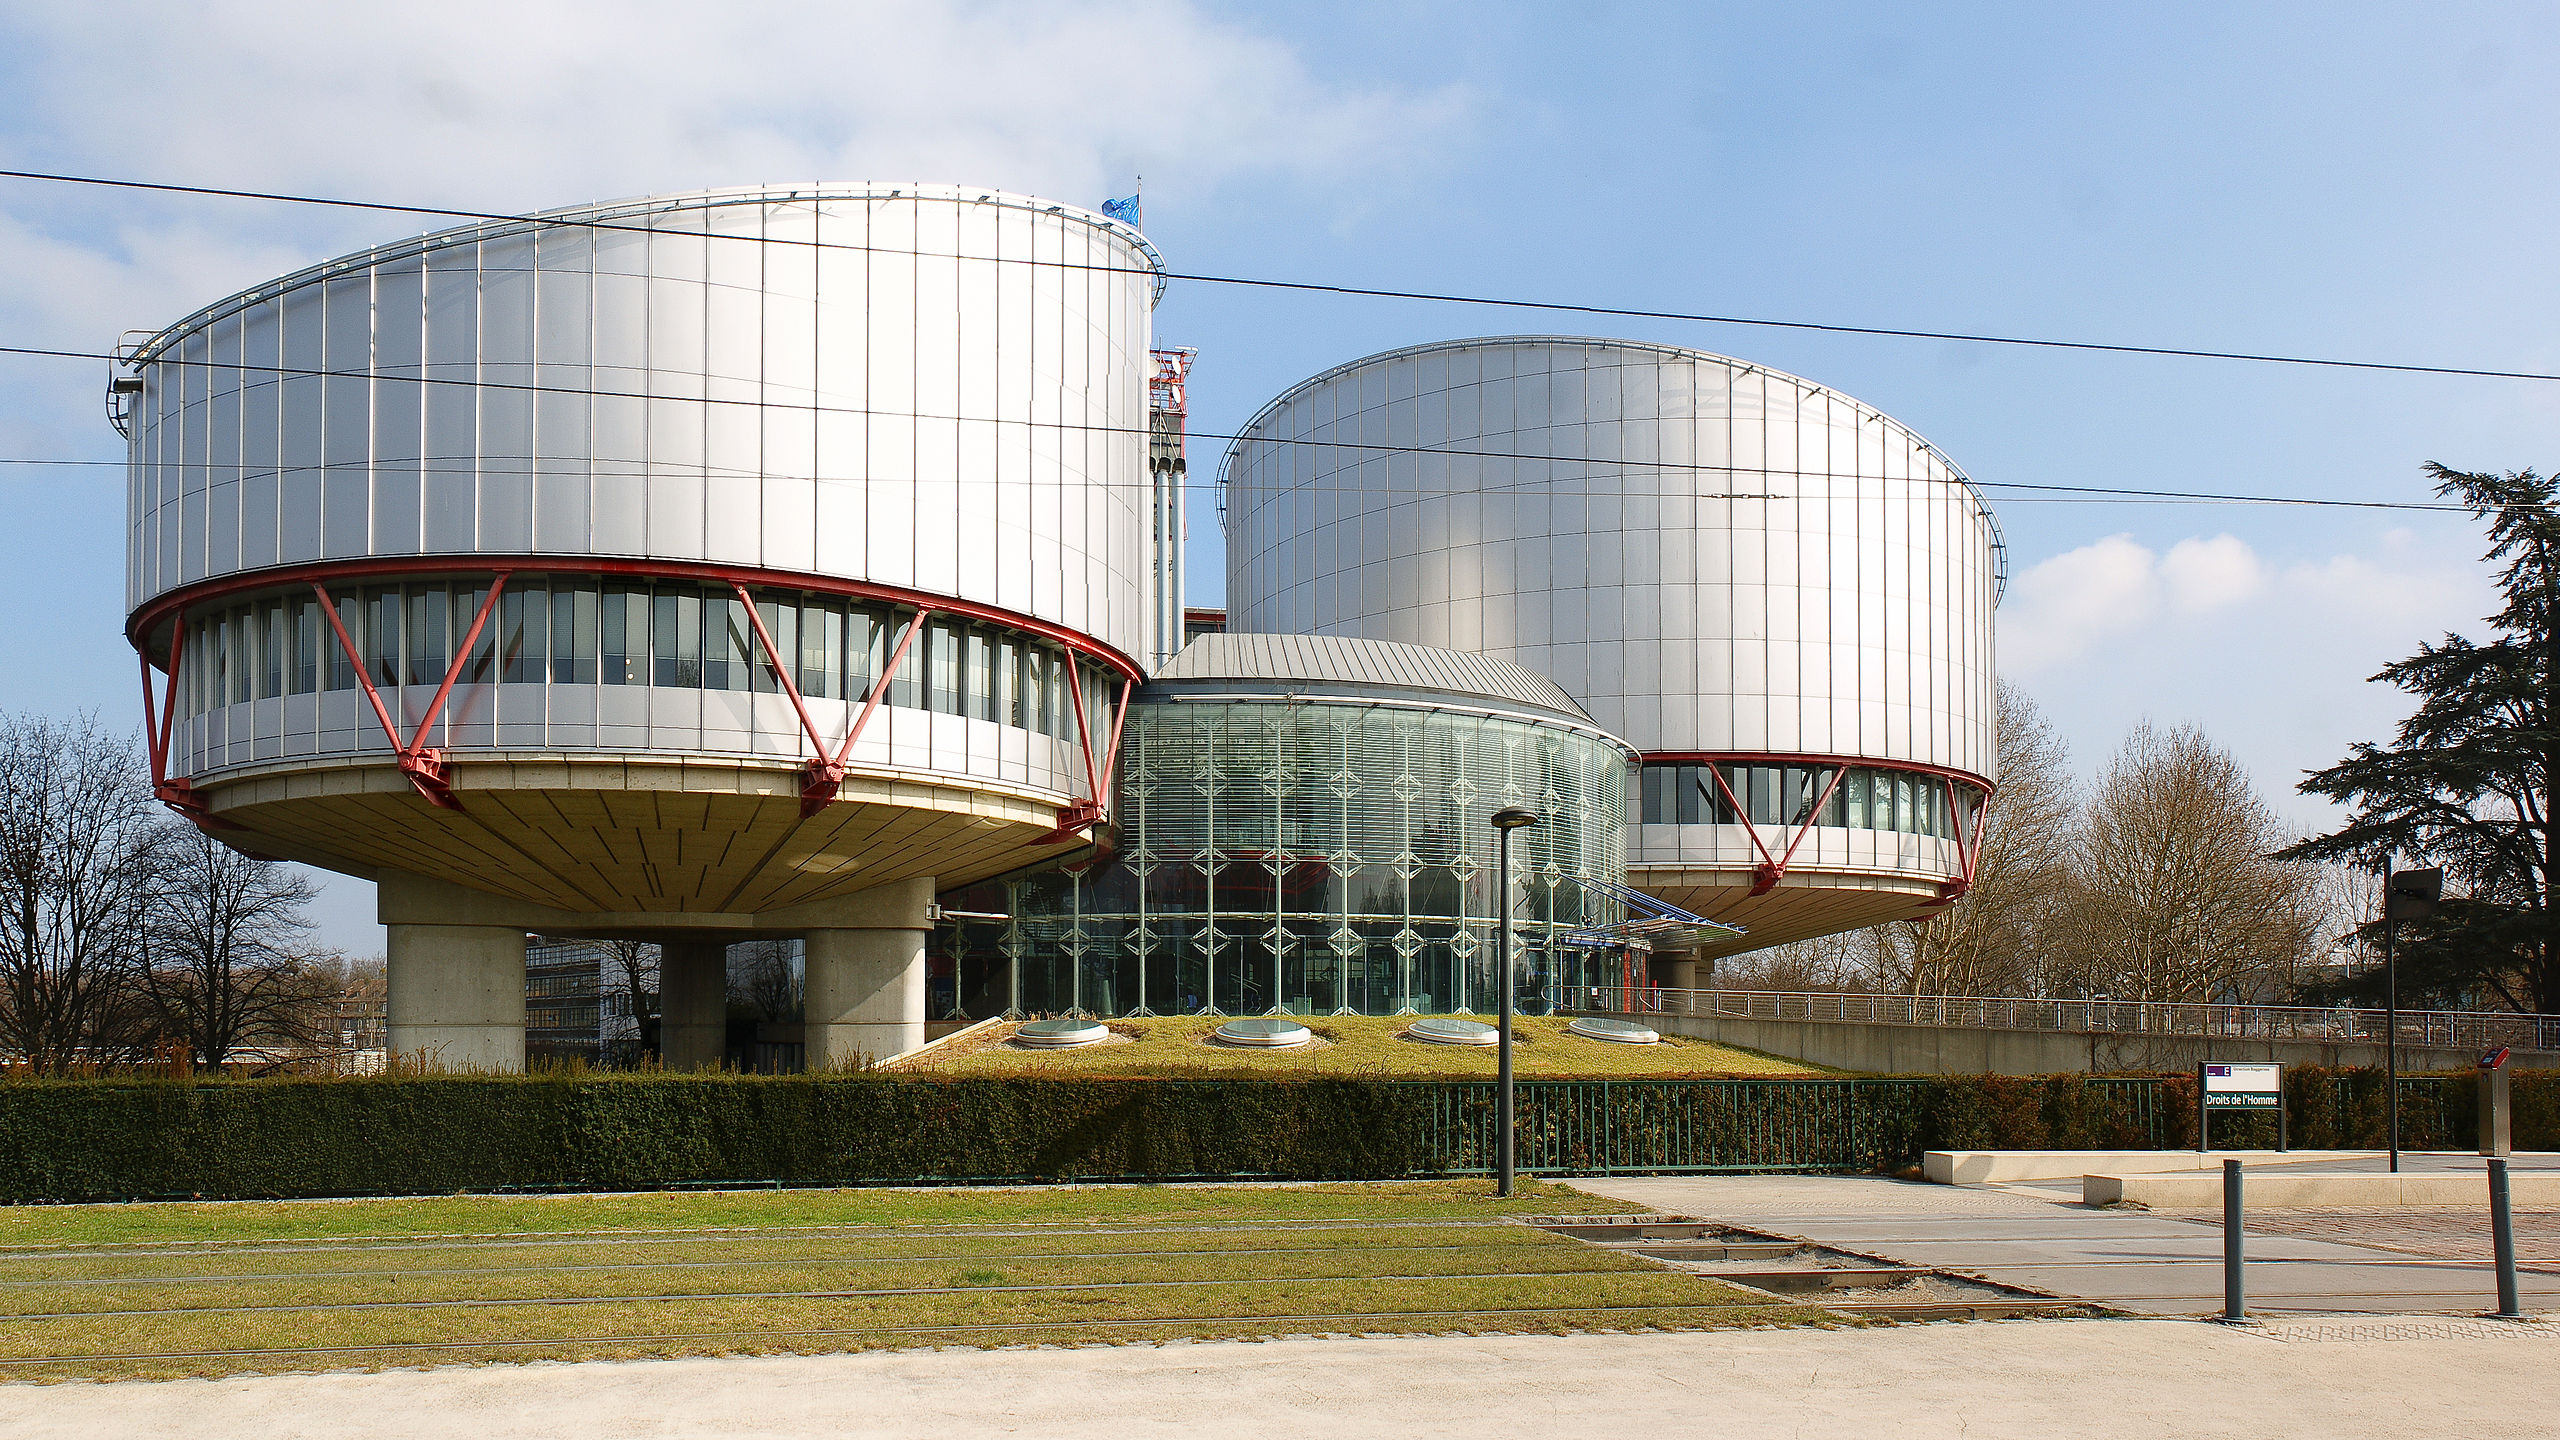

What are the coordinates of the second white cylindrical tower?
(1222, 336, 2004, 955)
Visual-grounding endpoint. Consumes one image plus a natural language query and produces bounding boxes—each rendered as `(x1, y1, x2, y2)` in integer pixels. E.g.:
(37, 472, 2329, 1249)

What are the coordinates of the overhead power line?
(0, 341, 2528, 517)
(0, 451, 2501, 514)
(3, 167, 2555, 385)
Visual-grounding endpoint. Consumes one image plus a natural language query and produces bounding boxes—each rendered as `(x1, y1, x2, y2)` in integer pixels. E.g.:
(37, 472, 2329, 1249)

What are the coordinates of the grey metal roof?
(1153, 632, 1597, 724)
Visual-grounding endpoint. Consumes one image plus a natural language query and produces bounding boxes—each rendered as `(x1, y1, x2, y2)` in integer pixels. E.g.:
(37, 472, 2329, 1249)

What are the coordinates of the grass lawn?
(905, 1014, 1821, 1079)
(0, 1180, 1823, 1382)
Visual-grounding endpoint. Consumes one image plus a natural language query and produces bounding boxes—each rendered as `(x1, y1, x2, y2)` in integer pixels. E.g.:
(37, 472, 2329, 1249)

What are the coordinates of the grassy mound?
(906, 1014, 1822, 1079)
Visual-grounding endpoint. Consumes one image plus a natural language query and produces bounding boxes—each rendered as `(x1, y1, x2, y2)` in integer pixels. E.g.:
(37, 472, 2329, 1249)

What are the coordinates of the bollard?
(2223, 1157, 2246, 1322)
(2491, 1157, 2523, 1320)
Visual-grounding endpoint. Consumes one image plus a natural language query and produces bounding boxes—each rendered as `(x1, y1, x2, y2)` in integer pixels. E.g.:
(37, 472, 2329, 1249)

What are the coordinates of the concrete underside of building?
(377, 871, 949, 1075)
(1633, 867, 1951, 962)
(188, 754, 1102, 1076)
(196, 754, 1085, 913)
(1607, 1005, 2560, 1074)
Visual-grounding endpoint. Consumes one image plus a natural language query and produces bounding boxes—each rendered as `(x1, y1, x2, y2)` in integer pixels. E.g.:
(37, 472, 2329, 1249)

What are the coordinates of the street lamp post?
(2379, 865, 2443, 1174)
(1490, 805, 1542, 1200)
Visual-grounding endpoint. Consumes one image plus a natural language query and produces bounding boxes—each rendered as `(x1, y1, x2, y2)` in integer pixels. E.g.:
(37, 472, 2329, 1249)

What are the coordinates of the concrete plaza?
(1573, 1168, 2560, 1317)
(3, 1316, 2555, 1439)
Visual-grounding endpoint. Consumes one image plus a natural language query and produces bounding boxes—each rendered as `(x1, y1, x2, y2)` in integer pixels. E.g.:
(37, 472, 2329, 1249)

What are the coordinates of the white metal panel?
(124, 185, 1155, 810)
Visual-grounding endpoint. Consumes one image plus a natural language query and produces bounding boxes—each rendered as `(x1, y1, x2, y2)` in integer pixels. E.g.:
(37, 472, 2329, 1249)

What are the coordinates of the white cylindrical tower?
(115, 184, 1161, 1066)
(1222, 336, 2004, 957)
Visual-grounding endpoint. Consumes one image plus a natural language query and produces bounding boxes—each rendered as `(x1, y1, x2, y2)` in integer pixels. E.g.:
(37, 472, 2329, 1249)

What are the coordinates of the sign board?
(2203, 1063, 2283, 1110)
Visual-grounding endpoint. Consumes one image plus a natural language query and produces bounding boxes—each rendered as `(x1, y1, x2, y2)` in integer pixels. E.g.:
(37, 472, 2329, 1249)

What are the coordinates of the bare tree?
(136, 826, 335, 1067)
(602, 938, 660, 1060)
(0, 714, 165, 1071)
(1874, 681, 2079, 996)
(1716, 928, 1877, 991)
(2047, 722, 2322, 1003)
(728, 939, 802, 1022)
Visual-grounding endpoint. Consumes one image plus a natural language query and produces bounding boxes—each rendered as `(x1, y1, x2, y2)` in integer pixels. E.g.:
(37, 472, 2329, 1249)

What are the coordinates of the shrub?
(0, 1066, 2542, 1202)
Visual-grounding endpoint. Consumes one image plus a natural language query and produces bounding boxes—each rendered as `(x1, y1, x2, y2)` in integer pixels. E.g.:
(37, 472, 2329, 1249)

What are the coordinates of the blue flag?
(1101, 194, 1141, 227)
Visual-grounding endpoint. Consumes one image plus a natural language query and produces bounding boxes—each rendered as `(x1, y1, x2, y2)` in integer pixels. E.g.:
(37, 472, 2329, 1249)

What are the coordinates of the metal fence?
(1408, 1073, 2466, 1175)
(1565, 985, 2560, 1053)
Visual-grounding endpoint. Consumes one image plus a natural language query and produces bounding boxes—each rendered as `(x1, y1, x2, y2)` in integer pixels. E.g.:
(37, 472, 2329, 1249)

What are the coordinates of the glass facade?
(524, 936, 605, 1065)
(1635, 760, 1960, 841)
(171, 575, 1105, 746)
(932, 697, 1635, 1018)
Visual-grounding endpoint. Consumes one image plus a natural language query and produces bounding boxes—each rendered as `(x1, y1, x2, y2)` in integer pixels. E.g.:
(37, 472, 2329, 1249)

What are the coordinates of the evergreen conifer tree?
(2282, 465, 2559, 1012)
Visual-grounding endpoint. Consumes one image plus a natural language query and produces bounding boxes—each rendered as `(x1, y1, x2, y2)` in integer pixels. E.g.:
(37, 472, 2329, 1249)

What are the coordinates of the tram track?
(0, 1298, 1857, 1372)
(3, 1266, 1702, 1321)
(0, 1239, 1563, 1289)
(0, 1216, 1528, 1264)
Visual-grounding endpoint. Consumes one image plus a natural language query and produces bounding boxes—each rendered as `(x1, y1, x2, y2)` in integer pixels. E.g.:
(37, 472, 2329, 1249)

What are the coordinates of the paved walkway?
(4, 1318, 2557, 1439)
(1570, 1173, 2560, 1316)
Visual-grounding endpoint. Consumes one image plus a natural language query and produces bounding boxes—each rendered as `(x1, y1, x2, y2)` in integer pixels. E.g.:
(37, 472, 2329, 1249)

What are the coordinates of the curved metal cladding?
(930, 633, 1638, 1018)
(116, 184, 1159, 913)
(1221, 337, 2003, 955)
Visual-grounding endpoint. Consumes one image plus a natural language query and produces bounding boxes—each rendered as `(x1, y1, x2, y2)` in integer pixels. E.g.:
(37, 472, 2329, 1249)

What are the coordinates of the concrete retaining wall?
(1622, 1006, 2560, 1075)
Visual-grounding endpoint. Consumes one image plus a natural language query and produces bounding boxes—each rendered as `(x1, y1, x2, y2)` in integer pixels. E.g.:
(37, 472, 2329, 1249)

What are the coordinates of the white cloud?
(2159, 533, 2265, 614)
(2003, 530, 2290, 671)
(0, 1, 1471, 428)
(1998, 532, 2161, 671)
(1, 2, 1466, 221)
(1998, 525, 2499, 830)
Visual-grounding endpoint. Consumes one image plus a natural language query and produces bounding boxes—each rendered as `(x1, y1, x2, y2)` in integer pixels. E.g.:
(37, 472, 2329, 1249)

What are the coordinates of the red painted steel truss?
(132, 557, 1143, 841)
(1646, 751, 1994, 904)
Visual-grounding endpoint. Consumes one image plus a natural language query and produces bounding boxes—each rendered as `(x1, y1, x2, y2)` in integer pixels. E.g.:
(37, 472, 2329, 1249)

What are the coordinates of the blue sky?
(2, 1, 2553, 956)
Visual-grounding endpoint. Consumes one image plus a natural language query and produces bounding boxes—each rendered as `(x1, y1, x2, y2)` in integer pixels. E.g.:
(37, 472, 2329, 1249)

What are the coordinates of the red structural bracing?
(1652, 750, 1995, 900)
(309, 573, 511, 810)
(1036, 655, 1135, 842)
(1699, 761, 1782, 889)
(1924, 774, 1994, 908)
(128, 556, 1147, 687)
(130, 556, 1143, 828)
(133, 611, 230, 827)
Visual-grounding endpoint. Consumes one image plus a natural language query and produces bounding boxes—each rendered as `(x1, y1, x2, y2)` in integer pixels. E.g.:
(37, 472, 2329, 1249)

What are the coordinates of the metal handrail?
(1566, 985, 2560, 1053)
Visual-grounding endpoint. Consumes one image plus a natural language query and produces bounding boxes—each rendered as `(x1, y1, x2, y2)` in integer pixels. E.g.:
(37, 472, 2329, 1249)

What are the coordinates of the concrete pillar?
(385, 924, 527, 1072)
(1657, 952, 1697, 993)
(659, 941, 730, 1071)
(803, 877, 935, 1068)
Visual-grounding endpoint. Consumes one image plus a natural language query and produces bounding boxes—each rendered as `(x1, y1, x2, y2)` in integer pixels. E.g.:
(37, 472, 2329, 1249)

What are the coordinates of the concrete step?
(2086, 1170, 2560, 1207)
(1926, 1149, 2382, 1184)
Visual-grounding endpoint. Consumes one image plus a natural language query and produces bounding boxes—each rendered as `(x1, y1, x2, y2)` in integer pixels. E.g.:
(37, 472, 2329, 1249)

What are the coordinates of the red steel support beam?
(1652, 751, 1999, 900)
(1051, 674, 1136, 840)
(1064, 653, 1101, 804)
(1918, 776, 1996, 908)
(312, 581, 406, 756)
(1700, 762, 1782, 893)
(409, 573, 510, 754)
(1643, 749, 1993, 795)
(311, 579, 489, 811)
(130, 555, 1145, 688)
(384, 573, 513, 809)
(1093, 675, 1136, 800)
(128, 557, 1147, 824)
(800, 606, 930, 818)
(731, 582, 829, 761)
(1770, 763, 1851, 876)
(138, 613, 183, 786)
(137, 612, 232, 826)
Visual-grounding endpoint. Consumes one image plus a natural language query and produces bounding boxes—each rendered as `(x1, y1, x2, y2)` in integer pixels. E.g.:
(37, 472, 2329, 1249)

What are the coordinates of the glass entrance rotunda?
(933, 634, 1640, 1018)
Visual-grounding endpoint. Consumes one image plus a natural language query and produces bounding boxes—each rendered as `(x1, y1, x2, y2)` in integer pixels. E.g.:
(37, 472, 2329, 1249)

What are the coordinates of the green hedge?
(0, 1075, 1439, 1203)
(0, 1068, 2547, 1203)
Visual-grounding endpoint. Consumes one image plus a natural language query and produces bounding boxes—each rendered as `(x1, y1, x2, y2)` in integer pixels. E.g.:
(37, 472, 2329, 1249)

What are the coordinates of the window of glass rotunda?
(930, 697, 1635, 1019)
